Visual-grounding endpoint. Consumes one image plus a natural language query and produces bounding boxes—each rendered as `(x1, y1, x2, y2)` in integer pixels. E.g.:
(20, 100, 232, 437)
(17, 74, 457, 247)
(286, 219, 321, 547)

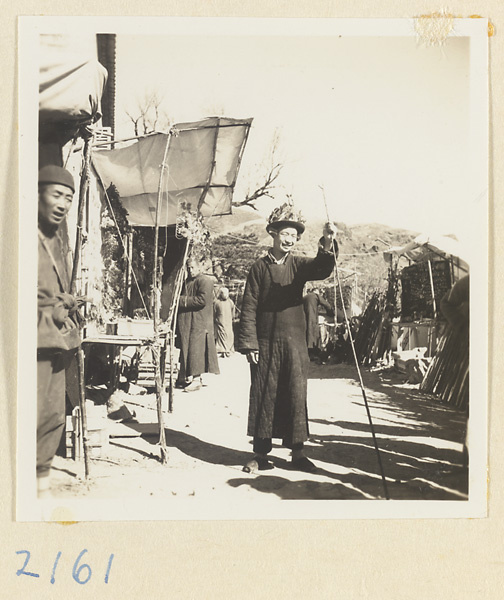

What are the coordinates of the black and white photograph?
(17, 16, 488, 521)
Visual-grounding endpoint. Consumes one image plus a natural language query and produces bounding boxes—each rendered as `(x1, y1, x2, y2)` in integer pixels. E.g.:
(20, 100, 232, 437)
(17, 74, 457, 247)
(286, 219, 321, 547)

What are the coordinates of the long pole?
(319, 186, 390, 499)
(153, 133, 171, 464)
(427, 259, 437, 318)
(167, 239, 190, 413)
(70, 134, 93, 479)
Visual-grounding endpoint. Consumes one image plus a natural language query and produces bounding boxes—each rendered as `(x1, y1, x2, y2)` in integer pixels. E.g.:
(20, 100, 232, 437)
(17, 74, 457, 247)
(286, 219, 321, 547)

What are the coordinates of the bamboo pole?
(427, 259, 437, 318)
(229, 121, 252, 191)
(199, 118, 220, 210)
(70, 135, 92, 479)
(167, 239, 190, 413)
(92, 122, 249, 149)
(152, 133, 171, 464)
(319, 187, 390, 500)
(170, 245, 189, 399)
(421, 327, 469, 410)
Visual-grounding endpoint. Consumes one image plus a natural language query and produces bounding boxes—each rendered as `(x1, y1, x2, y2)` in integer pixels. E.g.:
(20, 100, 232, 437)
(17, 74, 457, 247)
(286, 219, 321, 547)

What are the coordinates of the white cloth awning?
(91, 117, 253, 226)
(384, 233, 469, 272)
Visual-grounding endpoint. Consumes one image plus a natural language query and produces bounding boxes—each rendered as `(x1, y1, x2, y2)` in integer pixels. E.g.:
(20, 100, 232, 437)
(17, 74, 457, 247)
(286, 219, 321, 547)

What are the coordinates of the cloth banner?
(91, 117, 252, 227)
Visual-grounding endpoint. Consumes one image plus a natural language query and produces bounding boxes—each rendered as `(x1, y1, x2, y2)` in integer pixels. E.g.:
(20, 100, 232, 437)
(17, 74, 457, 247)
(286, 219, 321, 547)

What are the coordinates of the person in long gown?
(237, 201, 338, 473)
(214, 286, 236, 358)
(176, 253, 220, 392)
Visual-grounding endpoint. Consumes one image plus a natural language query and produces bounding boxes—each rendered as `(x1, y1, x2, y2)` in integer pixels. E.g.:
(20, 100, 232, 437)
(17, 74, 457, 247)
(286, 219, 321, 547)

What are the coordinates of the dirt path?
(50, 353, 468, 507)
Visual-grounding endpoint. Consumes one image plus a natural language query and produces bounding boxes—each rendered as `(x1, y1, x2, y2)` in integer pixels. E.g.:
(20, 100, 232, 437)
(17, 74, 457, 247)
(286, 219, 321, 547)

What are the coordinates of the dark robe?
(177, 273, 220, 379)
(237, 241, 337, 445)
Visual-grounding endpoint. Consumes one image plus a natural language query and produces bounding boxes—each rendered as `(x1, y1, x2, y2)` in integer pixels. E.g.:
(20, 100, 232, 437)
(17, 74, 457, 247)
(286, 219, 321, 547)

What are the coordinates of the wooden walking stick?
(319, 186, 390, 499)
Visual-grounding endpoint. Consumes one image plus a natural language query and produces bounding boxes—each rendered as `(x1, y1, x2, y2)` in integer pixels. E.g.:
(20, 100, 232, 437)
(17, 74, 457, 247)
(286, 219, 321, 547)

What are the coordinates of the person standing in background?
(175, 252, 220, 392)
(303, 286, 334, 362)
(303, 287, 322, 362)
(214, 286, 236, 358)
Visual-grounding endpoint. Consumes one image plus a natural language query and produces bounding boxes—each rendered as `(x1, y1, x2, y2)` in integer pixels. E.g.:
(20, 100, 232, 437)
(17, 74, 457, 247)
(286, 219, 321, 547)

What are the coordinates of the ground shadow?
(227, 436, 467, 501)
(108, 365, 468, 501)
(306, 433, 467, 498)
(227, 474, 370, 500)
(138, 427, 253, 468)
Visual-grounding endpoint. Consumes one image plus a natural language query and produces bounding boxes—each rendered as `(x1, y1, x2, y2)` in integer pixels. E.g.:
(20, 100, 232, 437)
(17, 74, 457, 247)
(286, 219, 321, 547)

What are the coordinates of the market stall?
(38, 33, 253, 466)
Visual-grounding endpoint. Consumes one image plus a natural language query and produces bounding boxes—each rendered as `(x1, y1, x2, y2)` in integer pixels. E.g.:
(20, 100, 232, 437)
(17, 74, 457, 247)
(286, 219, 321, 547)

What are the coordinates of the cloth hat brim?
(266, 220, 305, 235)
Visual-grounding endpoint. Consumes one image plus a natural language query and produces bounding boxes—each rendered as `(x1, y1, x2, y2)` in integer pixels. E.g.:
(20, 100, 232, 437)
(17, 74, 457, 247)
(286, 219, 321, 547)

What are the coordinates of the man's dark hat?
(266, 199, 306, 235)
(38, 165, 75, 193)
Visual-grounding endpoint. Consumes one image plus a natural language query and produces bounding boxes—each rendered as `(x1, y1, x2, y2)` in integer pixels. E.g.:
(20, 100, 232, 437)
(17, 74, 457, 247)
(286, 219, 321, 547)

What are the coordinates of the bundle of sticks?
(353, 291, 387, 365)
(420, 327, 469, 410)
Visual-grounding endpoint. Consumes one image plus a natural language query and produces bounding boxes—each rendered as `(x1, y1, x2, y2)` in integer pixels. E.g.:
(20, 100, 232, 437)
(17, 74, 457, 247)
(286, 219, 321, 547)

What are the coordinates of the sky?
(114, 27, 484, 245)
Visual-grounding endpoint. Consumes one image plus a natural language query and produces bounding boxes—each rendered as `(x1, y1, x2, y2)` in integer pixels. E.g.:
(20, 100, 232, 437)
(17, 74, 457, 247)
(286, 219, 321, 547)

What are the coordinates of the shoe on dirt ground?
(183, 380, 202, 393)
(242, 456, 274, 473)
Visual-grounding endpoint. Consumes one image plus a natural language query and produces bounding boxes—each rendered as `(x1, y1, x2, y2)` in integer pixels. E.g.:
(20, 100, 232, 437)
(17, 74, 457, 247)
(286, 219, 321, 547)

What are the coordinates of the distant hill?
(206, 207, 266, 236)
(208, 208, 416, 308)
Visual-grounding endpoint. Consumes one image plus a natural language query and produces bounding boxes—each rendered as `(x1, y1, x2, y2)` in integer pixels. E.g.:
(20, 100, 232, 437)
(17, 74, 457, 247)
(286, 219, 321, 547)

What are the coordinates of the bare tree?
(233, 129, 284, 211)
(125, 90, 172, 136)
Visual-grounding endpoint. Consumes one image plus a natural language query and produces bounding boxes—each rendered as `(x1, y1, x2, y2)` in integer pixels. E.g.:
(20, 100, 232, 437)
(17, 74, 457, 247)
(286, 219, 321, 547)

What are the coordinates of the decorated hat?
(266, 197, 306, 234)
(38, 165, 75, 193)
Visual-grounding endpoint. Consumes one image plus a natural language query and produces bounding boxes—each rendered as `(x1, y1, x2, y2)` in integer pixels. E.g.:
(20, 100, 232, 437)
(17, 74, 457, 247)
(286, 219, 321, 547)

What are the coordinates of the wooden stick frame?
(70, 134, 93, 479)
(152, 132, 172, 463)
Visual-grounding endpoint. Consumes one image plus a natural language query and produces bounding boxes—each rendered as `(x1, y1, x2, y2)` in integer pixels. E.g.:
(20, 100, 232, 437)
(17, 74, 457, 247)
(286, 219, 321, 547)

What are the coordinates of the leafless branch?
(233, 162, 283, 210)
(124, 90, 172, 136)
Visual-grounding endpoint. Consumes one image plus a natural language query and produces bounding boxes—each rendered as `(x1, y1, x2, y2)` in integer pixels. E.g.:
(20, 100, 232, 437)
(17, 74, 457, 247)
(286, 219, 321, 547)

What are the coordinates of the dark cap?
(38, 165, 75, 193)
(266, 220, 305, 235)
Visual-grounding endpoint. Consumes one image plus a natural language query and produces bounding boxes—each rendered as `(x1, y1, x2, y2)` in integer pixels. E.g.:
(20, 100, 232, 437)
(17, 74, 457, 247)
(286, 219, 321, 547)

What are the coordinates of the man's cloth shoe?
(183, 380, 202, 393)
(242, 456, 274, 473)
(290, 457, 318, 473)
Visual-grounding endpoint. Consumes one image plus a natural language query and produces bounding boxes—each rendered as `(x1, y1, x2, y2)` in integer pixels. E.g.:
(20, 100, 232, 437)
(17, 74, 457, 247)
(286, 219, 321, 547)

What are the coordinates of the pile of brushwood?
(420, 327, 469, 410)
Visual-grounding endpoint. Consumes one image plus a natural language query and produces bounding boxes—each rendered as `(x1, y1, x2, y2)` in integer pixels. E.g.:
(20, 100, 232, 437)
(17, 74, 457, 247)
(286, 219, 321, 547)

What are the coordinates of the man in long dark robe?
(176, 254, 220, 392)
(237, 210, 338, 473)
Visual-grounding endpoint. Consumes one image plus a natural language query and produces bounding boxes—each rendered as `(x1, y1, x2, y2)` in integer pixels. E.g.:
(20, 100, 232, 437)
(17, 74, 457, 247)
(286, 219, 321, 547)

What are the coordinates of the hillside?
(208, 208, 416, 309)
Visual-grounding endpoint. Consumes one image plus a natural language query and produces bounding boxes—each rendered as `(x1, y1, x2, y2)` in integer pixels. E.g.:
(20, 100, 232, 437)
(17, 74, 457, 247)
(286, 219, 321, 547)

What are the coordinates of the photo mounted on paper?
(17, 16, 488, 521)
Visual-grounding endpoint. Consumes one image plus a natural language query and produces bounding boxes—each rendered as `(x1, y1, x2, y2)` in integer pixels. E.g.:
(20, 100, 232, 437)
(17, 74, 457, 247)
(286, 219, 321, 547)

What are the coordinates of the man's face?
(187, 259, 202, 278)
(38, 184, 74, 228)
(272, 226, 299, 255)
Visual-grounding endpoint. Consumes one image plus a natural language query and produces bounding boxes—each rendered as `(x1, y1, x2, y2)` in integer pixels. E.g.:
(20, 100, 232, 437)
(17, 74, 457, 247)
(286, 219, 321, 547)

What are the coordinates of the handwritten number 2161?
(16, 550, 114, 584)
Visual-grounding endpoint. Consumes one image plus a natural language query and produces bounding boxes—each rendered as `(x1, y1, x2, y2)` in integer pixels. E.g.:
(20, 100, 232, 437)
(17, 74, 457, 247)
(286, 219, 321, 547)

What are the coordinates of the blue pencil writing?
(50, 551, 62, 584)
(104, 553, 114, 584)
(15, 550, 40, 578)
(72, 549, 92, 585)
